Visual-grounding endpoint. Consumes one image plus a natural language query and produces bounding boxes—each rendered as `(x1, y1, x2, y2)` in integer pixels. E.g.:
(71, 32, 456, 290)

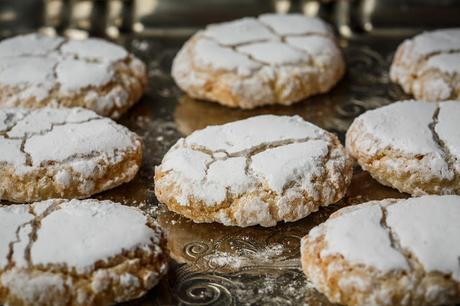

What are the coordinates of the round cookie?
(172, 14, 345, 109)
(0, 107, 143, 203)
(154, 115, 353, 227)
(0, 33, 147, 118)
(301, 195, 460, 306)
(346, 100, 460, 195)
(0, 198, 168, 306)
(390, 29, 460, 101)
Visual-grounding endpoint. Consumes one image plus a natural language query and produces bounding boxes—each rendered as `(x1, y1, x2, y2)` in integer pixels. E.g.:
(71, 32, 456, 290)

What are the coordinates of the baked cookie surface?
(346, 100, 460, 195)
(0, 198, 168, 306)
(155, 115, 353, 227)
(0, 107, 143, 202)
(172, 14, 345, 109)
(390, 29, 460, 101)
(0, 33, 147, 118)
(301, 195, 460, 306)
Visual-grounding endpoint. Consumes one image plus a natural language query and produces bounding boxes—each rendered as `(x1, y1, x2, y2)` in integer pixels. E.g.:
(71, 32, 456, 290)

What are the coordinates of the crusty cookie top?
(308, 195, 460, 281)
(348, 100, 460, 180)
(0, 33, 135, 110)
(0, 199, 164, 273)
(0, 107, 140, 176)
(391, 29, 460, 81)
(181, 14, 338, 76)
(157, 115, 348, 208)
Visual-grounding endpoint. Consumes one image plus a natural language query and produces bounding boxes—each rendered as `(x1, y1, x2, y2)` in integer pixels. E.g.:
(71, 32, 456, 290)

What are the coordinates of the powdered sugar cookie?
(0, 198, 168, 306)
(155, 115, 353, 227)
(346, 100, 460, 195)
(390, 29, 460, 101)
(0, 107, 143, 203)
(0, 33, 147, 118)
(172, 14, 345, 109)
(301, 195, 460, 306)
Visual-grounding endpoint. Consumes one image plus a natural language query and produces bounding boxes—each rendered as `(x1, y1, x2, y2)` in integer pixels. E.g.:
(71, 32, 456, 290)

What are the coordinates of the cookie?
(0, 198, 168, 306)
(154, 115, 353, 227)
(0, 33, 147, 118)
(301, 195, 460, 306)
(390, 29, 460, 101)
(346, 100, 460, 195)
(0, 107, 143, 203)
(171, 14, 345, 109)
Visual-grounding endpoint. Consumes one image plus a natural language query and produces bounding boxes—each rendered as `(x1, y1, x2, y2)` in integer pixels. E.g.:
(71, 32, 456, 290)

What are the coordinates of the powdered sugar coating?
(390, 28, 460, 100)
(0, 205, 33, 269)
(0, 199, 168, 306)
(193, 38, 261, 76)
(172, 14, 344, 109)
(317, 202, 409, 272)
(30, 200, 159, 273)
(436, 102, 460, 173)
(238, 41, 309, 65)
(155, 115, 353, 227)
(258, 13, 331, 36)
(0, 107, 143, 202)
(0, 33, 147, 118)
(386, 196, 460, 281)
(350, 101, 439, 155)
(204, 17, 277, 46)
(346, 100, 460, 195)
(301, 196, 460, 306)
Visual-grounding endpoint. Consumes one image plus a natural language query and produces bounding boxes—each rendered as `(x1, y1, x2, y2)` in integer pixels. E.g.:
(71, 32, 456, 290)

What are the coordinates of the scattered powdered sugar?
(205, 243, 285, 269)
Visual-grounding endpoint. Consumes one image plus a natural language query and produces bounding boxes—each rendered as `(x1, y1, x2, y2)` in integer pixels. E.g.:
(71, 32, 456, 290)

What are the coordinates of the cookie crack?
(429, 103, 458, 182)
(10, 117, 103, 167)
(187, 136, 322, 161)
(5, 116, 102, 140)
(5, 218, 29, 270)
(379, 205, 414, 269)
(5, 201, 63, 270)
(0, 111, 31, 135)
(412, 48, 460, 77)
(23, 201, 64, 267)
(380, 204, 427, 304)
(19, 137, 32, 166)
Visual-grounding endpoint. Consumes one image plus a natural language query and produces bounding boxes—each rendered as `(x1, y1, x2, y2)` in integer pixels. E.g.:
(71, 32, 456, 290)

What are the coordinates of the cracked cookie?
(0, 107, 143, 203)
(346, 100, 460, 195)
(154, 115, 353, 227)
(171, 14, 345, 109)
(301, 195, 460, 306)
(390, 29, 460, 101)
(0, 198, 168, 306)
(0, 33, 147, 118)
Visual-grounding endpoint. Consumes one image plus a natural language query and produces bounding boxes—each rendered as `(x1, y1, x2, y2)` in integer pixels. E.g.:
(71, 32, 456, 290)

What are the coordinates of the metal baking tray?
(1, 1, 460, 305)
(112, 33, 410, 306)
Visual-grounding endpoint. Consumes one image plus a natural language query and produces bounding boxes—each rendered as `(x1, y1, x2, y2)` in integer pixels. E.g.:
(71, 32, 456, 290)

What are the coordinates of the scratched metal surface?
(99, 34, 410, 306)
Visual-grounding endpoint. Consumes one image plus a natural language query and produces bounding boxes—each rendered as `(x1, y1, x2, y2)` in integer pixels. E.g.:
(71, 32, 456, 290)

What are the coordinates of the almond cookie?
(346, 100, 460, 195)
(301, 195, 460, 306)
(172, 14, 345, 109)
(154, 115, 353, 227)
(0, 107, 143, 203)
(390, 29, 460, 101)
(0, 33, 147, 118)
(0, 198, 168, 306)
